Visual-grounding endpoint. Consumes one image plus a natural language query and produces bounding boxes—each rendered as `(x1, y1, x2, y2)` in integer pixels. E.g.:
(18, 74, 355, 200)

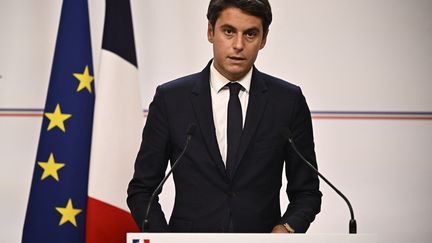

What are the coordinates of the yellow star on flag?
(37, 153, 65, 181)
(55, 198, 82, 227)
(44, 103, 72, 132)
(73, 65, 94, 93)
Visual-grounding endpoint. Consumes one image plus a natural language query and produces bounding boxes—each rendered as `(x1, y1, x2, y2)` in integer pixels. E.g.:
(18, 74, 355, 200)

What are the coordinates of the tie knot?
(227, 82, 242, 96)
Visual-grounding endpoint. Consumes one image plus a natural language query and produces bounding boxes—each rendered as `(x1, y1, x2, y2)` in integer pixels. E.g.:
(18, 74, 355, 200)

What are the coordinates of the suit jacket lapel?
(233, 68, 269, 176)
(190, 63, 227, 176)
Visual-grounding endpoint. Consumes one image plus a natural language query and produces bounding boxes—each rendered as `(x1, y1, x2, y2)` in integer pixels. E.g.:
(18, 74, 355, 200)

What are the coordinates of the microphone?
(142, 124, 197, 232)
(283, 129, 357, 234)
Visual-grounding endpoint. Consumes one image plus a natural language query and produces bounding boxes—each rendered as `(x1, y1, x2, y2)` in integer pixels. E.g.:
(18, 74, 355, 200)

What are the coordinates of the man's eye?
(246, 31, 257, 38)
(224, 29, 234, 35)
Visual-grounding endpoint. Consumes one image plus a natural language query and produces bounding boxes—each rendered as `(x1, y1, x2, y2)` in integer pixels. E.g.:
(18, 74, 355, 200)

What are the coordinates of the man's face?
(208, 7, 267, 81)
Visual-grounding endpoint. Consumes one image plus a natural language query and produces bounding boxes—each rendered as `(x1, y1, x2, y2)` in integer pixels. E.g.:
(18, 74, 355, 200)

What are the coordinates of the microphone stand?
(285, 130, 357, 234)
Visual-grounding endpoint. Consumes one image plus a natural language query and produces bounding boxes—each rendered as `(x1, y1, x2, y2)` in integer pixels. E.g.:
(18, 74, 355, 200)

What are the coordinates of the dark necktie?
(226, 82, 242, 178)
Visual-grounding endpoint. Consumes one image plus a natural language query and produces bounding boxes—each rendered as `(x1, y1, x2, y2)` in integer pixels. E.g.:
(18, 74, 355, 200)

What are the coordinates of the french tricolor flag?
(86, 0, 142, 241)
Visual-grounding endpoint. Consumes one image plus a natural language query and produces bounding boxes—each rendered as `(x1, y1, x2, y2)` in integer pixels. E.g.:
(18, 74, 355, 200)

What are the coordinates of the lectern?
(127, 233, 377, 243)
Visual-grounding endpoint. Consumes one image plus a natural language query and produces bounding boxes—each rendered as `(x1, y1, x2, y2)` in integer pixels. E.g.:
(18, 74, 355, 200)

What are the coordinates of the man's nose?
(232, 35, 244, 51)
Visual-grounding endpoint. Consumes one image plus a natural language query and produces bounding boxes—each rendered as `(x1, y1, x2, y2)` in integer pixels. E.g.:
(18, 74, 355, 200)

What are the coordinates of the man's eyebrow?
(244, 27, 261, 33)
(219, 24, 261, 33)
(219, 24, 236, 30)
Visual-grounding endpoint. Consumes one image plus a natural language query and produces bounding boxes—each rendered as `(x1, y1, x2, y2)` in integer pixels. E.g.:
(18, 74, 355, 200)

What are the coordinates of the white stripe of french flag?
(86, 0, 142, 241)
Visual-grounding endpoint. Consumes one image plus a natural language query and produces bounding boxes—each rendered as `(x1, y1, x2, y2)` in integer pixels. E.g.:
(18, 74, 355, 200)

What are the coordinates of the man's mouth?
(228, 56, 246, 61)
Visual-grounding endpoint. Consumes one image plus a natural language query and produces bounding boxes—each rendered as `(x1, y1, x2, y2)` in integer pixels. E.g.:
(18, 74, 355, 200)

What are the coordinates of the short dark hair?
(207, 0, 272, 34)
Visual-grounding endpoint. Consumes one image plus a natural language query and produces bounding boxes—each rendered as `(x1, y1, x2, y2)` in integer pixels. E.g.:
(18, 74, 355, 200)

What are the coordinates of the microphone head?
(282, 128, 293, 140)
(186, 124, 197, 136)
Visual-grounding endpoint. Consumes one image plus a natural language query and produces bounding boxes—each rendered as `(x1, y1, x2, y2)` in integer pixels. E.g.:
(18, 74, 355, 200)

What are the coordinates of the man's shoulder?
(157, 64, 209, 94)
(159, 72, 201, 90)
(255, 69, 301, 94)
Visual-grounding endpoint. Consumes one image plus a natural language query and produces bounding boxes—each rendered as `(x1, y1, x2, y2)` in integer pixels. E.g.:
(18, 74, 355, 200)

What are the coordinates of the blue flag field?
(22, 0, 95, 242)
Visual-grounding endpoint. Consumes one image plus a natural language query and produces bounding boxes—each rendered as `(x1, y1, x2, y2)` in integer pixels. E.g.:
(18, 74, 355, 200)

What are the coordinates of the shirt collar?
(210, 61, 252, 93)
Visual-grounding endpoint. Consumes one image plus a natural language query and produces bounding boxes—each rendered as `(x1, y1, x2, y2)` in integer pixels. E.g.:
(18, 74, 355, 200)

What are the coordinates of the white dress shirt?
(209, 62, 252, 166)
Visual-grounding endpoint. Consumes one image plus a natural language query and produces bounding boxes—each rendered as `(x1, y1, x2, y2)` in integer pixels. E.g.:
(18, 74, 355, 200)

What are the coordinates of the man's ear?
(260, 30, 269, 50)
(207, 22, 214, 43)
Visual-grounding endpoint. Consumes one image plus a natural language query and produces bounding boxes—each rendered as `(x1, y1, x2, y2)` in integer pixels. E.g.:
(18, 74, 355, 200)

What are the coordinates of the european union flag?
(22, 0, 94, 242)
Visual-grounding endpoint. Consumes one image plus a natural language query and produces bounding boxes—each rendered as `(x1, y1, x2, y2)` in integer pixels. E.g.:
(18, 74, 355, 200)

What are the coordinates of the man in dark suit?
(127, 0, 322, 233)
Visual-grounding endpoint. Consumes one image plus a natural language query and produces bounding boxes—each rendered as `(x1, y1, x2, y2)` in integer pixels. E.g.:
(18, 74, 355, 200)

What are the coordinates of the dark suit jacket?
(127, 62, 322, 233)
